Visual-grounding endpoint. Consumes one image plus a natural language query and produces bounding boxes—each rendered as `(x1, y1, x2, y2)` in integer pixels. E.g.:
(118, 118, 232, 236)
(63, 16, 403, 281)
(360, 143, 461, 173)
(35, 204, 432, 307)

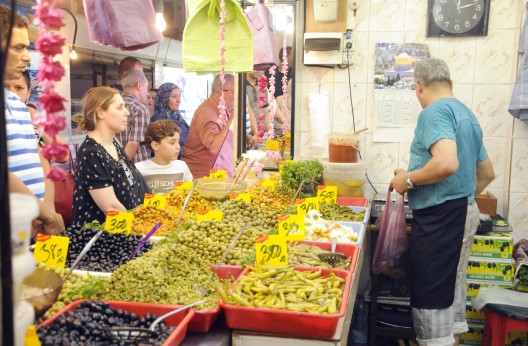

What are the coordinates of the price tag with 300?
(104, 210, 134, 235)
(296, 197, 320, 215)
(175, 181, 194, 190)
(209, 169, 227, 180)
(278, 214, 305, 241)
(317, 185, 337, 203)
(230, 193, 251, 202)
(34, 234, 70, 269)
(143, 193, 167, 210)
(255, 235, 288, 267)
(196, 209, 224, 222)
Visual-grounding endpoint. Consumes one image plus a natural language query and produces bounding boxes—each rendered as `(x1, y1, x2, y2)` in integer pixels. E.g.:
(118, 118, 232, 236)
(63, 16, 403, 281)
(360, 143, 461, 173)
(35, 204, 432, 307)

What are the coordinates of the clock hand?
(456, 0, 461, 14)
(459, 3, 476, 9)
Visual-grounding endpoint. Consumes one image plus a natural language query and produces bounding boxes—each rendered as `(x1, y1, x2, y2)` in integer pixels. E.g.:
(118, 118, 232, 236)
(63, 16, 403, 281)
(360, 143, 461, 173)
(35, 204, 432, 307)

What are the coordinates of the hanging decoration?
(256, 74, 268, 143)
(33, 0, 69, 181)
(267, 65, 277, 139)
(280, 36, 290, 136)
(217, 0, 228, 126)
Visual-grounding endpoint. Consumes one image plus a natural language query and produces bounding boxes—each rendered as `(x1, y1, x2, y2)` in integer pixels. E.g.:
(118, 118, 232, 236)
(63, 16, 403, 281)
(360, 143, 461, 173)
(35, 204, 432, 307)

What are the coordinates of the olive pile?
(218, 199, 278, 231)
(176, 219, 267, 265)
(64, 227, 153, 272)
(96, 243, 220, 310)
(248, 181, 293, 215)
(37, 300, 173, 345)
(319, 203, 366, 222)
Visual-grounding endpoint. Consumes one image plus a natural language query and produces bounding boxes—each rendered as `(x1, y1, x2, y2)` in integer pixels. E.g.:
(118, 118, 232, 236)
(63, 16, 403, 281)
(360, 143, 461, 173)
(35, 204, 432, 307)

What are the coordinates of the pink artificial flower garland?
(256, 74, 268, 144)
(217, 0, 228, 127)
(34, 0, 68, 181)
(267, 65, 277, 139)
(280, 36, 289, 136)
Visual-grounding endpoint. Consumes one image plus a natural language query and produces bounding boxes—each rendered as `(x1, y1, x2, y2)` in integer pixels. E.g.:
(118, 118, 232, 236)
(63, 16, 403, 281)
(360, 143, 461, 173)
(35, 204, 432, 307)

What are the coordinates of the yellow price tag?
(25, 326, 42, 346)
(255, 235, 288, 266)
(285, 131, 291, 138)
(229, 193, 251, 202)
(209, 169, 227, 180)
(143, 193, 167, 210)
(34, 234, 70, 269)
(104, 210, 134, 235)
(317, 185, 337, 203)
(260, 179, 276, 191)
(266, 140, 280, 150)
(196, 209, 224, 222)
(175, 181, 194, 190)
(278, 214, 305, 241)
(296, 197, 320, 215)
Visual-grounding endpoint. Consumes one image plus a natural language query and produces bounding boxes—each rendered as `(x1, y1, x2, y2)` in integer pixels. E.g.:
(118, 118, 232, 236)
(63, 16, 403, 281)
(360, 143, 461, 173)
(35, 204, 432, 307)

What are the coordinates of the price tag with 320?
(255, 235, 288, 266)
(104, 210, 134, 235)
(317, 185, 337, 203)
(34, 234, 70, 269)
(143, 193, 166, 210)
(209, 169, 227, 180)
(278, 214, 305, 241)
(296, 197, 320, 215)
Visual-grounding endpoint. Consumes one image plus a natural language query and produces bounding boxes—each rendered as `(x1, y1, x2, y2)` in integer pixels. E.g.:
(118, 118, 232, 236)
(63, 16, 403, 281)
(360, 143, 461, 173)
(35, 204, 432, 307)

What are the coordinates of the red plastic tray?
(336, 196, 368, 207)
(38, 299, 195, 346)
(188, 264, 243, 333)
(299, 240, 359, 273)
(222, 266, 352, 339)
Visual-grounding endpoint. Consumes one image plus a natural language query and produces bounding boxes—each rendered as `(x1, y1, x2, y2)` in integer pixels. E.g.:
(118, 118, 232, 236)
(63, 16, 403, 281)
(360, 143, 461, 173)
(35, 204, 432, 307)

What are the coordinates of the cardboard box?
(466, 258, 515, 283)
(466, 280, 514, 302)
(466, 303, 485, 325)
(460, 324, 483, 346)
(471, 233, 513, 260)
(475, 191, 497, 216)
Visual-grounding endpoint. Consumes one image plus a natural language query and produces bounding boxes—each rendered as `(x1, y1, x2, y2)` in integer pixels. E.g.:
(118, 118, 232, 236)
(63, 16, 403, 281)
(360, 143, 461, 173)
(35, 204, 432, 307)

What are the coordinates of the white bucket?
(322, 161, 367, 197)
(10, 193, 39, 256)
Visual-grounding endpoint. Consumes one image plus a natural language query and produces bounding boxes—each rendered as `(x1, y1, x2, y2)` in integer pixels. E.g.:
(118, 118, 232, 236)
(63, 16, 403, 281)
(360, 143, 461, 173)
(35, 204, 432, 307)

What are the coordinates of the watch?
(427, 0, 490, 37)
(406, 172, 416, 190)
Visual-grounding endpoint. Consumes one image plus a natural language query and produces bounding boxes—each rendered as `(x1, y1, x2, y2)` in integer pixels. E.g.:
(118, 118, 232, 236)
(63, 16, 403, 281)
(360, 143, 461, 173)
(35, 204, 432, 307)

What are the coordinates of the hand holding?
(390, 168, 409, 195)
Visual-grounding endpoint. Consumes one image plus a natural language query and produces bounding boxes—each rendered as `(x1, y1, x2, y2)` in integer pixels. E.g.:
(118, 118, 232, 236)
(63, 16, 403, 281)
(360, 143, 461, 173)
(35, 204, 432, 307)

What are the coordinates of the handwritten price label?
(266, 140, 280, 150)
(296, 197, 320, 215)
(175, 181, 194, 190)
(104, 210, 134, 235)
(209, 169, 227, 180)
(143, 193, 167, 210)
(196, 209, 224, 222)
(34, 234, 70, 269)
(255, 235, 288, 266)
(278, 214, 305, 241)
(317, 185, 337, 203)
(260, 179, 276, 191)
(229, 193, 251, 202)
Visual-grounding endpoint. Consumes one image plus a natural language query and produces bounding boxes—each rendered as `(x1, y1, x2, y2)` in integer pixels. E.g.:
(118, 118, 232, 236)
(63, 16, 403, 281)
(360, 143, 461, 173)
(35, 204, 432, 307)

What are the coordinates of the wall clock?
(427, 0, 490, 37)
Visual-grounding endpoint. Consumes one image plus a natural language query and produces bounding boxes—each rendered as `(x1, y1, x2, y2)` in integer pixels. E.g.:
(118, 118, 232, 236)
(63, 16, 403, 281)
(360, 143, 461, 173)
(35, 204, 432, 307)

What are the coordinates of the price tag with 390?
(317, 185, 337, 203)
(34, 234, 70, 269)
(104, 210, 134, 235)
(255, 235, 288, 266)
(143, 193, 166, 210)
(278, 214, 305, 241)
(196, 209, 224, 222)
(296, 197, 320, 215)
(209, 169, 227, 180)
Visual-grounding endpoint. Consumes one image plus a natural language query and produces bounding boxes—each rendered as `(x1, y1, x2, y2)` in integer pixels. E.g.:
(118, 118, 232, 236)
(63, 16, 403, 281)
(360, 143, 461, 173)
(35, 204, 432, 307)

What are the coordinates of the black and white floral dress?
(72, 136, 151, 226)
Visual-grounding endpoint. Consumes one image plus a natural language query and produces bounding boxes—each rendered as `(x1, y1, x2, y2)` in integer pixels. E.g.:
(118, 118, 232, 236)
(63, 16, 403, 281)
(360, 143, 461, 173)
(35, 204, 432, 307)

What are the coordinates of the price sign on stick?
(255, 235, 288, 266)
(296, 197, 320, 215)
(266, 140, 280, 150)
(143, 193, 167, 210)
(317, 185, 337, 204)
(104, 210, 134, 235)
(209, 169, 227, 180)
(278, 214, 305, 241)
(229, 193, 251, 202)
(196, 209, 224, 222)
(260, 179, 276, 191)
(175, 181, 194, 190)
(34, 234, 70, 269)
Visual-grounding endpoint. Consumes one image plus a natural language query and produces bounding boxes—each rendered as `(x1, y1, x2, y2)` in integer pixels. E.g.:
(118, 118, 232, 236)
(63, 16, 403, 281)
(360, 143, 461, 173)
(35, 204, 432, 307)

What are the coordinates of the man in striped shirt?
(2, 5, 64, 235)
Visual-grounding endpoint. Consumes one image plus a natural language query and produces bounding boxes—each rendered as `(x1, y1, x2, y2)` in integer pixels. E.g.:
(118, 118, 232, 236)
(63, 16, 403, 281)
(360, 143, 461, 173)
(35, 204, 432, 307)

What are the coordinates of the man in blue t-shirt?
(390, 58, 495, 346)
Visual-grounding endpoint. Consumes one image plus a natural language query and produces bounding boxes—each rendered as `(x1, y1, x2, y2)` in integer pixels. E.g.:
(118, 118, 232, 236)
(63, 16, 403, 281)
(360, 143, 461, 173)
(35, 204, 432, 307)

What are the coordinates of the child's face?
(155, 133, 180, 161)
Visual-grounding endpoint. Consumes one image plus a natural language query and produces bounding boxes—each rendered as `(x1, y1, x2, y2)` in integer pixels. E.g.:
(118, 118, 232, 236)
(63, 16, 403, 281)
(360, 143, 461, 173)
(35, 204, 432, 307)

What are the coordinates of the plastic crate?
(336, 196, 368, 207)
(38, 299, 195, 346)
(299, 240, 360, 273)
(222, 266, 351, 339)
(188, 265, 243, 333)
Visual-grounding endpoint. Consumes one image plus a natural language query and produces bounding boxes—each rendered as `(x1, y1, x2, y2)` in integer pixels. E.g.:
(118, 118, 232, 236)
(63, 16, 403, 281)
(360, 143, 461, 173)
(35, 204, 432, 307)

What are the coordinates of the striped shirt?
(5, 89, 45, 199)
(115, 92, 149, 163)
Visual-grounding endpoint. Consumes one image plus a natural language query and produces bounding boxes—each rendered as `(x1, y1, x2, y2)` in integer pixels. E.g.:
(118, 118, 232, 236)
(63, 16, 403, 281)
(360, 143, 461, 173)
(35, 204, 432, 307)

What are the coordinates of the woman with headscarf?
(150, 82, 189, 157)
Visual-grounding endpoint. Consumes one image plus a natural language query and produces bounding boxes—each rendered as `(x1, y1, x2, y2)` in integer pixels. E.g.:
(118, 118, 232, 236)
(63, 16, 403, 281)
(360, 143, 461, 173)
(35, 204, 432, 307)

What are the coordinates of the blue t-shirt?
(407, 98, 488, 210)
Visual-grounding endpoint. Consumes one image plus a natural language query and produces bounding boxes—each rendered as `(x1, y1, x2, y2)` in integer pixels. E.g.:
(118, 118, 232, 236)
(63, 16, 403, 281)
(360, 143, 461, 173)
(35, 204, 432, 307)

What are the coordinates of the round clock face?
(432, 0, 485, 34)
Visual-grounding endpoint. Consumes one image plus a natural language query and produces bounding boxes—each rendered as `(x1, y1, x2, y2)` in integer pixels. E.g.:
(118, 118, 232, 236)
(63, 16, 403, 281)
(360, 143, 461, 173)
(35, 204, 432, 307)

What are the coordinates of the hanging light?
(70, 46, 78, 60)
(155, 0, 167, 32)
(61, 8, 78, 61)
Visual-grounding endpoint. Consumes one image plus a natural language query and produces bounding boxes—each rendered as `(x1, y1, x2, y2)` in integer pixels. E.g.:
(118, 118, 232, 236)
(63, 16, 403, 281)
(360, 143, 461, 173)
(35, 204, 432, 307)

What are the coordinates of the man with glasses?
(1, 5, 64, 235)
(182, 74, 236, 178)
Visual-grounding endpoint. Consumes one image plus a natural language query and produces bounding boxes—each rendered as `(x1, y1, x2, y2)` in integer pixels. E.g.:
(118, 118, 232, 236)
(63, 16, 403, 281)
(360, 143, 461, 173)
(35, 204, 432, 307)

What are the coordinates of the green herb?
(279, 159, 324, 196)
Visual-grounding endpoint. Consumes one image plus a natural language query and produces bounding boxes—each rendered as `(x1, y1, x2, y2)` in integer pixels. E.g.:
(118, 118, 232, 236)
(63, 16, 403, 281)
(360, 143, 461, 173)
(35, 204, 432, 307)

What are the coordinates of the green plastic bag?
(183, 0, 254, 73)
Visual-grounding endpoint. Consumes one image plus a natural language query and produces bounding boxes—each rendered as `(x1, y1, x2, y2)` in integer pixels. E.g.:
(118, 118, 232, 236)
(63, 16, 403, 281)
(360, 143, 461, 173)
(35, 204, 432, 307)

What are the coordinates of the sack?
(54, 155, 75, 225)
(372, 189, 409, 278)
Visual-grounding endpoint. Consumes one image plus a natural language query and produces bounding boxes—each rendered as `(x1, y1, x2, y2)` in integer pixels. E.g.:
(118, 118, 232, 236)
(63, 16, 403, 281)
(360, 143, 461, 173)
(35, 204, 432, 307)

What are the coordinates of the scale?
(370, 193, 413, 223)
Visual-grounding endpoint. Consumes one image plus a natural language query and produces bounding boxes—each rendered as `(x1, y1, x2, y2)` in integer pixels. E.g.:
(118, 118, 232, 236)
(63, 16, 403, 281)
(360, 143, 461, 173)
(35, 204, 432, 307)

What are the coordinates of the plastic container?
(337, 197, 368, 207)
(12, 252, 36, 306)
(38, 299, 195, 346)
(322, 161, 366, 197)
(10, 193, 39, 256)
(350, 294, 368, 346)
(222, 266, 351, 339)
(299, 240, 360, 273)
(195, 179, 248, 201)
(328, 132, 359, 163)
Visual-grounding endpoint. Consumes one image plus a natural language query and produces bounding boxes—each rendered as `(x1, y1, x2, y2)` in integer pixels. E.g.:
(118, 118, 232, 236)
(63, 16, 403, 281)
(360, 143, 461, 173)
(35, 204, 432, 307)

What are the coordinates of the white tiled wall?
(295, 0, 528, 241)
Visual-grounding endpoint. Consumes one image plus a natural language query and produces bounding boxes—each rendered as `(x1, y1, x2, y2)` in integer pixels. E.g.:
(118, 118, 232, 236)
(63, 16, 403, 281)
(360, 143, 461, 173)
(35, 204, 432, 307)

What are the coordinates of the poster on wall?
(373, 43, 430, 142)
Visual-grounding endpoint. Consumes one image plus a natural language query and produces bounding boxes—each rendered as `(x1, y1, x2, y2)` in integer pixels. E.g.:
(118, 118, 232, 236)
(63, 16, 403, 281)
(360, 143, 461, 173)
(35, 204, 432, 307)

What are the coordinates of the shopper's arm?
(89, 186, 128, 214)
(207, 112, 235, 157)
(475, 157, 495, 196)
(123, 141, 139, 160)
